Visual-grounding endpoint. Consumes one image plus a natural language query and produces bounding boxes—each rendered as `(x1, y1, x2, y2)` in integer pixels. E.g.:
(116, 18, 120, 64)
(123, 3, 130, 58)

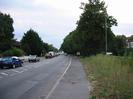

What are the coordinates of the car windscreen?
(2, 58, 12, 62)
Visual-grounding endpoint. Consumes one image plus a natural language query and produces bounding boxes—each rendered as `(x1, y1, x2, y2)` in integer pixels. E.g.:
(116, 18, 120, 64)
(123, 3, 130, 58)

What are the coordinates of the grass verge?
(81, 54, 133, 99)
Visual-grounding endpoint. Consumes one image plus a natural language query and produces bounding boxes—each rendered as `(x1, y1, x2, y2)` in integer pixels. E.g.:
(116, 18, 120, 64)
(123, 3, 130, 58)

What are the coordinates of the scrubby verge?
(81, 54, 133, 99)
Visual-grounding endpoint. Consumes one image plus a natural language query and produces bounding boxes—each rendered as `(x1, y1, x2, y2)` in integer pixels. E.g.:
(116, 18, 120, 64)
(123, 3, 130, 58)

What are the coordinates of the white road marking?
(12, 70, 23, 73)
(1, 72, 8, 76)
(19, 71, 24, 73)
(45, 58, 72, 99)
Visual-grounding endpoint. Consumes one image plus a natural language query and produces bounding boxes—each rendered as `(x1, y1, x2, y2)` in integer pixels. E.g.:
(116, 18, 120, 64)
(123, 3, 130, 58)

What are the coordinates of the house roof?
(127, 35, 133, 42)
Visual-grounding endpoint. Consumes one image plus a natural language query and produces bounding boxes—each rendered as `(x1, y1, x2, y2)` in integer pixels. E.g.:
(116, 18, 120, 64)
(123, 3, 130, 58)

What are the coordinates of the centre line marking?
(1, 72, 8, 76)
(45, 58, 72, 99)
(12, 70, 23, 73)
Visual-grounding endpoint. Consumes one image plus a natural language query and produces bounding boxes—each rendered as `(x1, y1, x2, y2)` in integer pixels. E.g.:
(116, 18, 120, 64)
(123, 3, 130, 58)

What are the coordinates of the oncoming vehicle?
(45, 51, 56, 59)
(45, 53, 52, 59)
(0, 57, 23, 69)
(28, 55, 40, 62)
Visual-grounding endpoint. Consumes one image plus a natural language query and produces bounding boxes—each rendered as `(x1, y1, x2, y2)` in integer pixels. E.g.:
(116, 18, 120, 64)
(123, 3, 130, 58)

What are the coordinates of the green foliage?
(0, 12, 14, 51)
(48, 44, 58, 52)
(124, 48, 133, 57)
(2, 48, 25, 56)
(21, 29, 43, 56)
(12, 48, 25, 56)
(0, 12, 57, 56)
(42, 43, 58, 55)
(113, 35, 127, 56)
(61, 0, 117, 56)
(81, 54, 133, 99)
(42, 42, 49, 54)
(61, 30, 80, 54)
(2, 50, 13, 56)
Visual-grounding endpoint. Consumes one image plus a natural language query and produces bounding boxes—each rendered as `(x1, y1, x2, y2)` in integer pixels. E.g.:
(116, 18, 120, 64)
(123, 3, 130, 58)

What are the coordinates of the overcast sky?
(0, 0, 133, 48)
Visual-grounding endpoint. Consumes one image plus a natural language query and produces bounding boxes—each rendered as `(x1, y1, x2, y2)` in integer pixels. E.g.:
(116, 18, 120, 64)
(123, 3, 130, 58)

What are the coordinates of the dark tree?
(113, 35, 127, 55)
(76, 0, 117, 55)
(42, 43, 58, 54)
(21, 29, 43, 56)
(0, 12, 14, 51)
(42, 42, 49, 54)
(61, 0, 117, 56)
(48, 44, 58, 52)
(61, 30, 80, 54)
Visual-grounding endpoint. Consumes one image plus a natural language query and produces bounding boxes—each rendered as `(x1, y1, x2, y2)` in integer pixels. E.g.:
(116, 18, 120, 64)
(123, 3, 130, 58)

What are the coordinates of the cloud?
(106, 0, 133, 23)
(0, 0, 133, 48)
(112, 23, 133, 36)
(1, 0, 88, 48)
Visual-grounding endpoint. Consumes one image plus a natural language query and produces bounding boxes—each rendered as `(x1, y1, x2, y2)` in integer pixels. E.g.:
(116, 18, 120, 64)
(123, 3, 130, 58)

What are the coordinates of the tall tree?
(0, 12, 14, 51)
(77, 0, 117, 55)
(21, 29, 43, 56)
(61, 30, 80, 54)
(42, 43, 58, 54)
(61, 0, 117, 56)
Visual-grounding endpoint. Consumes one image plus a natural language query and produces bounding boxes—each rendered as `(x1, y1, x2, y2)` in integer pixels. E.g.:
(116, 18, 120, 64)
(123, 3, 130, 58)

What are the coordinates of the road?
(0, 55, 90, 99)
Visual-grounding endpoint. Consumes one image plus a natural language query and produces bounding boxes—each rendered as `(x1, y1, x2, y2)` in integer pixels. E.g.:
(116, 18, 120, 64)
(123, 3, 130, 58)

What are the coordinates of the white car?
(28, 55, 40, 62)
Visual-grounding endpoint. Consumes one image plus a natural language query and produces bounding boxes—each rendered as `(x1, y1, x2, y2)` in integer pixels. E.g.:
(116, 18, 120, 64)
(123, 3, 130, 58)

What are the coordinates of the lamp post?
(105, 11, 108, 54)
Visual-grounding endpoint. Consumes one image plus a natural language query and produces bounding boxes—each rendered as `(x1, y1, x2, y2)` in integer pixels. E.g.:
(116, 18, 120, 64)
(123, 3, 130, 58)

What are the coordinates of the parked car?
(0, 57, 23, 69)
(28, 55, 40, 62)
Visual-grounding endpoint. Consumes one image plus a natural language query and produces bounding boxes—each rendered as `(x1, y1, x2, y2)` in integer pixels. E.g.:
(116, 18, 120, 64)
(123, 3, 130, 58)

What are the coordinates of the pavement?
(0, 55, 90, 99)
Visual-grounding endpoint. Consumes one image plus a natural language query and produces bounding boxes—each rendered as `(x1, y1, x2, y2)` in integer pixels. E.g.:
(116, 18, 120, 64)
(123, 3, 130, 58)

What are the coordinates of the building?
(127, 35, 133, 48)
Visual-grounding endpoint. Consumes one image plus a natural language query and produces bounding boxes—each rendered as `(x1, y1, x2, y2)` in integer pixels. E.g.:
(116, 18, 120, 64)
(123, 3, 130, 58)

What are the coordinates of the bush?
(3, 50, 13, 56)
(124, 48, 133, 57)
(2, 48, 25, 56)
(0, 50, 2, 57)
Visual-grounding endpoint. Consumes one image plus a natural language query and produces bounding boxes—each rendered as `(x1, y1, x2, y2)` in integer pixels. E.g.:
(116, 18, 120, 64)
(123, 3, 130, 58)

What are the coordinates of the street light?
(105, 11, 108, 54)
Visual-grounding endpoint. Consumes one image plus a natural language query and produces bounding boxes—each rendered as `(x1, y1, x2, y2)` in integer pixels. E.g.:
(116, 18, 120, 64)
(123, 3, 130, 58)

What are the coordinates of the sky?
(0, 0, 133, 49)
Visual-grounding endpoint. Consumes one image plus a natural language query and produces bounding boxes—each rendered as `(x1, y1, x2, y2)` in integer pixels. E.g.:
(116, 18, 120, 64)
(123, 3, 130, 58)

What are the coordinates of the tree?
(42, 43, 58, 55)
(113, 35, 127, 55)
(48, 44, 58, 52)
(61, 0, 117, 56)
(77, 0, 117, 55)
(21, 29, 43, 56)
(61, 30, 81, 54)
(0, 12, 14, 51)
(42, 42, 49, 54)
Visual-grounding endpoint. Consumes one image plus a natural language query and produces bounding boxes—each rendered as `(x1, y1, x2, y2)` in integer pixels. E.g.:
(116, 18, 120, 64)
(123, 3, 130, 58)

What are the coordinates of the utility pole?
(105, 11, 108, 54)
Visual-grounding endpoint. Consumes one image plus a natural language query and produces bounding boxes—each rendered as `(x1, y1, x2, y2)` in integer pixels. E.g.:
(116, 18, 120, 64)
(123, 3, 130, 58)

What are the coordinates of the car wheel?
(12, 65, 16, 69)
(1, 66, 4, 69)
(20, 63, 23, 67)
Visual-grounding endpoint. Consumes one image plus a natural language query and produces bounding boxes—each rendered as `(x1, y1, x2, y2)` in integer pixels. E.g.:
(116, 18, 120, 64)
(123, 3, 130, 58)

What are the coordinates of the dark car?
(28, 55, 40, 62)
(0, 57, 23, 69)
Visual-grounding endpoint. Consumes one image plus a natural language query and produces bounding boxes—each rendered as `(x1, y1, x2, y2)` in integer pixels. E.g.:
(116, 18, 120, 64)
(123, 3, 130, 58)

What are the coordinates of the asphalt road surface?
(0, 55, 90, 99)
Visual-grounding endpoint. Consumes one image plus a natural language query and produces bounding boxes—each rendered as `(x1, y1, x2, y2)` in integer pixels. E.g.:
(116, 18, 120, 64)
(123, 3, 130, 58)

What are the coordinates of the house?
(127, 35, 133, 48)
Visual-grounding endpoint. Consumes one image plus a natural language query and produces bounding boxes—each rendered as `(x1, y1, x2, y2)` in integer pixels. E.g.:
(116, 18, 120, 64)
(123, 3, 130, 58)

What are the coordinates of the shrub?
(2, 48, 25, 56)
(124, 48, 133, 57)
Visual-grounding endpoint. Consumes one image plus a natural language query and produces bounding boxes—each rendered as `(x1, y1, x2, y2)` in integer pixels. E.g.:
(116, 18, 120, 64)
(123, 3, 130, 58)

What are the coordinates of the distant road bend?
(0, 55, 90, 99)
